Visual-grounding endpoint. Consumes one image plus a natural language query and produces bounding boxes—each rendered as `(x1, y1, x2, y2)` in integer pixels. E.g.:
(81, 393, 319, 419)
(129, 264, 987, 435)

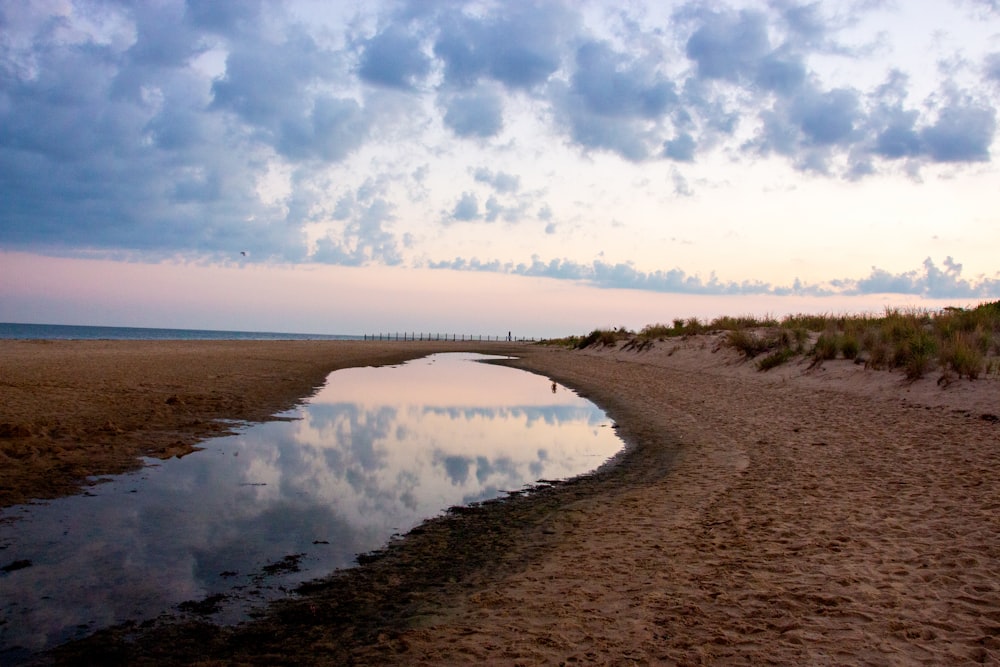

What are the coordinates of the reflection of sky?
(0, 353, 622, 661)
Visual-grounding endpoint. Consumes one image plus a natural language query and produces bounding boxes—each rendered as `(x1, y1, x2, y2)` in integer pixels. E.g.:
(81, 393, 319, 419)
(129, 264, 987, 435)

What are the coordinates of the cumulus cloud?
(0, 2, 376, 263)
(684, 9, 771, 83)
(429, 255, 774, 294)
(1, 0, 997, 276)
(185, 0, 263, 34)
(664, 132, 696, 161)
(919, 103, 996, 163)
(428, 255, 1000, 298)
(432, 3, 574, 90)
(440, 87, 504, 137)
(549, 38, 681, 161)
(570, 41, 677, 119)
(482, 196, 508, 222)
(850, 257, 1000, 298)
(358, 25, 431, 90)
(674, 2, 998, 176)
(872, 112, 921, 159)
(209, 28, 374, 163)
(313, 196, 403, 266)
(746, 84, 865, 172)
(0, 5, 292, 259)
(450, 192, 480, 221)
(790, 87, 861, 146)
(859, 72, 997, 167)
(986, 52, 1000, 84)
(473, 168, 520, 193)
(439, 166, 537, 224)
(211, 29, 340, 129)
(276, 96, 370, 162)
(552, 97, 652, 161)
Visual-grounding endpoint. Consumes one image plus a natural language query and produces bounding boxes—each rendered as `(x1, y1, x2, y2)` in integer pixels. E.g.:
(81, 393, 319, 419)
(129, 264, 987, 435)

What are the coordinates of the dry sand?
(3, 337, 999, 664)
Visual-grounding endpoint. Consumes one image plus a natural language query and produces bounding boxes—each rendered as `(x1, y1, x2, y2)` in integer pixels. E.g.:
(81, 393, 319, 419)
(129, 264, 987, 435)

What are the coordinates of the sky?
(1, 0, 999, 337)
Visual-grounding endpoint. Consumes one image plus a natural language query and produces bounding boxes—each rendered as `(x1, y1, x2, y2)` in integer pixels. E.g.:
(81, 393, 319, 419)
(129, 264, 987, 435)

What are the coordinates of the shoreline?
(3, 339, 999, 664)
(0, 339, 509, 509)
(32, 343, 684, 665)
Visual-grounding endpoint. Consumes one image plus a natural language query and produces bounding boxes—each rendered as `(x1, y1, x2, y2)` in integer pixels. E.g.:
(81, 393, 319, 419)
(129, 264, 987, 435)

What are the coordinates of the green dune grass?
(547, 300, 1000, 381)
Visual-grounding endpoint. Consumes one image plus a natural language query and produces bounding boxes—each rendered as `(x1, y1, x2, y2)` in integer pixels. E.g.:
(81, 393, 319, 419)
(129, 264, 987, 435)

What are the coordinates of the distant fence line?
(363, 333, 537, 342)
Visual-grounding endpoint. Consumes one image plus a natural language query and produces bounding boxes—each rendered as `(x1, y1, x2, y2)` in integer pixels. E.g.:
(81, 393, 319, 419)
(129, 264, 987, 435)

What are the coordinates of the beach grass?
(548, 300, 1000, 380)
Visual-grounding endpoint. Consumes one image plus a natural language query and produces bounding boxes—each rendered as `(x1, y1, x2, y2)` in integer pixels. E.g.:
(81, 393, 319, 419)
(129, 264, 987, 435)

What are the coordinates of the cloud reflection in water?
(0, 353, 622, 659)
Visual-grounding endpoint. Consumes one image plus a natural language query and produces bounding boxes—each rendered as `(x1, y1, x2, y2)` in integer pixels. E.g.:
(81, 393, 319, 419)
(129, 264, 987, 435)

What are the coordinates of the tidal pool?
(0, 353, 623, 660)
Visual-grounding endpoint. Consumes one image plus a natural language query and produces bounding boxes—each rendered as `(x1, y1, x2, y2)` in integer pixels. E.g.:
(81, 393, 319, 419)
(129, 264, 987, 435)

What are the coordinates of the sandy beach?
(0, 340, 461, 508)
(3, 338, 999, 664)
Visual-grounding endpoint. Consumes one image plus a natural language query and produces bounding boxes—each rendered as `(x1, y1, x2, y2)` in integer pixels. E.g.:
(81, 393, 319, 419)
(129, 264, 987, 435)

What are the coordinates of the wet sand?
(0, 339, 463, 508)
(3, 338, 999, 664)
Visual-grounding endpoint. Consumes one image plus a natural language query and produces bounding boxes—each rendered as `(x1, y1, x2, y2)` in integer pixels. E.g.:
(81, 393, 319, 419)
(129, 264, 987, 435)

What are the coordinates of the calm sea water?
(0, 322, 360, 341)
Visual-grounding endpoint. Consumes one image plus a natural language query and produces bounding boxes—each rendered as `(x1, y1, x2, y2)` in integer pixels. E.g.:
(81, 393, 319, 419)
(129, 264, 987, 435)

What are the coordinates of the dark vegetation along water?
(0, 353, 624, 663)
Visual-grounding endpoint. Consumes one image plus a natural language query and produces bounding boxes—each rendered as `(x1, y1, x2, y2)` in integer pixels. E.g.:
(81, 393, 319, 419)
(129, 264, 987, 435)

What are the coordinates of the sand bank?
(0, 339, 469, 508)
(3, 338, 999, 664)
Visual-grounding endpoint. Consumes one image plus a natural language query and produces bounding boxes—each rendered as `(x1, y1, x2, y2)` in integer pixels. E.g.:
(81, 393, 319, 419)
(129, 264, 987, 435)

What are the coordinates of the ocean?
(0, 322, 361, 341)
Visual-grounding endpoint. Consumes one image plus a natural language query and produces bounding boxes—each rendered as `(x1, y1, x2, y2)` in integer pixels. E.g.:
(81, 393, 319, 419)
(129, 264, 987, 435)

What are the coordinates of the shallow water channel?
(0, 353, 623, 660)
